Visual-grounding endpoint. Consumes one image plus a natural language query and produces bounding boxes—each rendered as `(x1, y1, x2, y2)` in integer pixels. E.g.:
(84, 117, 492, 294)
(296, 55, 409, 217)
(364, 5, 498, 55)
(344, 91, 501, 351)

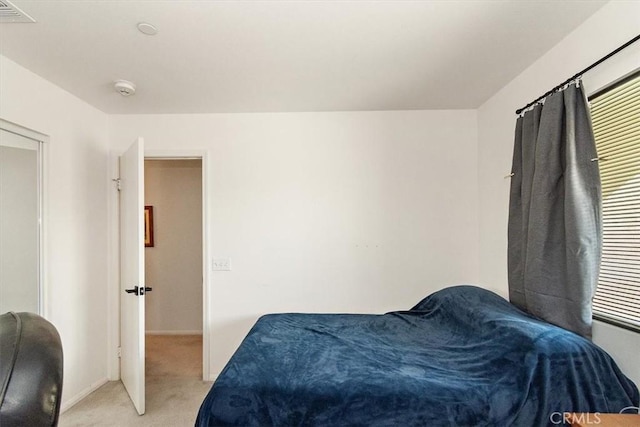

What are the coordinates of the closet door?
(0, 128, 42, 313)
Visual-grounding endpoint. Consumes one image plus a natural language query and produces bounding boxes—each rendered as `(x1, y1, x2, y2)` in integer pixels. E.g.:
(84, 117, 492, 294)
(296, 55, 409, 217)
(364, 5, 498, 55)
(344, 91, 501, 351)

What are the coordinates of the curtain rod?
(515, 34, 640, 115)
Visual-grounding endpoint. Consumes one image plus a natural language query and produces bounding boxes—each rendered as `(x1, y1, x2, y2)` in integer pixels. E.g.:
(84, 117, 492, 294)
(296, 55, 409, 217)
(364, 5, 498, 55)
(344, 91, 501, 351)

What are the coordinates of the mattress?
(196, 286, 639, 426)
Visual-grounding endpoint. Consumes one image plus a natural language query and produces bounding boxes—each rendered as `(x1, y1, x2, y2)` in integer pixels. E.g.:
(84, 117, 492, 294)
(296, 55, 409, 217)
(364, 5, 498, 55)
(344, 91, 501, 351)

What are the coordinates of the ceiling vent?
(0, 1, 36, 23)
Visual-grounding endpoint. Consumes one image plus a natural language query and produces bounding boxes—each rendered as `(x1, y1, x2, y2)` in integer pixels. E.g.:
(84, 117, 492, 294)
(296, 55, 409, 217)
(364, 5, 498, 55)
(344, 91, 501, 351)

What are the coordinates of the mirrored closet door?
(0, 127, 43, 314)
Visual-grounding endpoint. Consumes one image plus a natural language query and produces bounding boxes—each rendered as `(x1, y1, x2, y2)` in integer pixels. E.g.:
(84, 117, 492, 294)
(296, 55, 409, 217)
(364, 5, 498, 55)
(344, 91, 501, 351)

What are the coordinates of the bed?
(196, 286, 639, 426)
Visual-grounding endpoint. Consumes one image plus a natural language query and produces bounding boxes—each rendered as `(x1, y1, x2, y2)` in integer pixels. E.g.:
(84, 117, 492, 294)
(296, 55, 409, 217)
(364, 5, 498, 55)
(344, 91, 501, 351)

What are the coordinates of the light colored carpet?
(60, 335, 213, 426)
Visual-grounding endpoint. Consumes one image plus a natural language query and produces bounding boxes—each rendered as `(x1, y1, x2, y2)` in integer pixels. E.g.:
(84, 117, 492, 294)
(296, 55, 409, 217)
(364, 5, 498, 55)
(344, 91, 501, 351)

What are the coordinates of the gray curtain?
(508, 83, 601, 338)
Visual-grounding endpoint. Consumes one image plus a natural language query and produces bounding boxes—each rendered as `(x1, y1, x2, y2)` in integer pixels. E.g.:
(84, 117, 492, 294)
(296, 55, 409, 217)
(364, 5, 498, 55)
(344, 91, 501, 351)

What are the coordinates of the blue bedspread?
(196, 286, 639, 426)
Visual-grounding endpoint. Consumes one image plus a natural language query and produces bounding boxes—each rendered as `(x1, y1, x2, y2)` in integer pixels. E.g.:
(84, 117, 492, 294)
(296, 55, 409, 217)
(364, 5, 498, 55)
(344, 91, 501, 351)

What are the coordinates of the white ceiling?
(0, 0, 608, 114)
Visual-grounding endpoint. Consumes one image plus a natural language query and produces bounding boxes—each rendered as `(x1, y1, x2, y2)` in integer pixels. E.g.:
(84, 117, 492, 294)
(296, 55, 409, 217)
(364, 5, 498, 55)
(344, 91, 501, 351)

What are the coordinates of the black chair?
(0, 312, 63, 427)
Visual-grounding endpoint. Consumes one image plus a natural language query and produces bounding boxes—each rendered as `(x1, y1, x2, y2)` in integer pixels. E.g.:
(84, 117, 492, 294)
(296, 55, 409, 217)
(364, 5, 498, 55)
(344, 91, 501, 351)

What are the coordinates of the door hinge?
(112, 178, 121, 192)
(117, 347, 122, 358)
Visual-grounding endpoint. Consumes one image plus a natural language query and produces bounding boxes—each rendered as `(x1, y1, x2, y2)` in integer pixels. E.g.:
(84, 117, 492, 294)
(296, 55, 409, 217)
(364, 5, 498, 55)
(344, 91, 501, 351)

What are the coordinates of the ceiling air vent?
(0, 1, 36, 23)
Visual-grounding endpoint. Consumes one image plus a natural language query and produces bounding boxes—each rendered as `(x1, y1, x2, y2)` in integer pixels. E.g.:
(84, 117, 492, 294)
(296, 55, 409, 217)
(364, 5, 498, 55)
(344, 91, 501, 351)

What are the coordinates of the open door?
(119, 137, 146, 415)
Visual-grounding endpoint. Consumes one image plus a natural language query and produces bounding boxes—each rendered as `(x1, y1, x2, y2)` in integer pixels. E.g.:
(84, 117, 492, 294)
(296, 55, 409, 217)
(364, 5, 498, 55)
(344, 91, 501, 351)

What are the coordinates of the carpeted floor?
(60, 335, 213, 426)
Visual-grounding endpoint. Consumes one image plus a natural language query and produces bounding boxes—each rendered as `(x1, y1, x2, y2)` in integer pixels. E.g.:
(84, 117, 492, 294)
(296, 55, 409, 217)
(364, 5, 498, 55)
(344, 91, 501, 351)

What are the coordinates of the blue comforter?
(196, 286, 638, 426)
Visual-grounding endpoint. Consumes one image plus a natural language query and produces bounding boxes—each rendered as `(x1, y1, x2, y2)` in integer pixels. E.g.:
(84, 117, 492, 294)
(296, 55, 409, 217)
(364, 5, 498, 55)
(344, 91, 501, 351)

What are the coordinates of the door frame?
(0, 118, 49, 316)
(109, 148, 211, 382)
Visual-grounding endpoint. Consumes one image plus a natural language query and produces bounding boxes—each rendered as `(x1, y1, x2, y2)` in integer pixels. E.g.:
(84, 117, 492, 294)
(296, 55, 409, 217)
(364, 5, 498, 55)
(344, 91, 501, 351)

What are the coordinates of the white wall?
(477, 1, 640, 386)
(110, 110, 479, 376)
(0, 55, 111, 408)
(145, 159, 203, 334)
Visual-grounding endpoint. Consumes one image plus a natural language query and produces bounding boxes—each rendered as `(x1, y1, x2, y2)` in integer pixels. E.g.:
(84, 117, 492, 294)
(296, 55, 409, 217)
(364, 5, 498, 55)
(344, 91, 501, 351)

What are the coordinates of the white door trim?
(109, 148, 212, 382)
(0, 118, 49, 144)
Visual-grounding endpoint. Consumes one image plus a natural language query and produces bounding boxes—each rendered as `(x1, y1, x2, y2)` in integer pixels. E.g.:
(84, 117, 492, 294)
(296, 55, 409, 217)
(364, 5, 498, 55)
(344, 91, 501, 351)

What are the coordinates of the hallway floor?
(60, 335, 212, 426)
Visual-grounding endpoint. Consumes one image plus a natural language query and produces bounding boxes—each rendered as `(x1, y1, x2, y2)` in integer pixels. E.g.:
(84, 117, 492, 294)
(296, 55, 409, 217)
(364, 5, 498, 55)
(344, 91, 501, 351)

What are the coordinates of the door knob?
(125, 286, 139, 295)
(124, 286, 152, 296)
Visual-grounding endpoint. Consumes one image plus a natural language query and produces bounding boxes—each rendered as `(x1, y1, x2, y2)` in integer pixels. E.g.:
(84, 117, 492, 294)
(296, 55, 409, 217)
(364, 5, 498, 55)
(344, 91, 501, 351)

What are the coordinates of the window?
(590, 71, 640, 331)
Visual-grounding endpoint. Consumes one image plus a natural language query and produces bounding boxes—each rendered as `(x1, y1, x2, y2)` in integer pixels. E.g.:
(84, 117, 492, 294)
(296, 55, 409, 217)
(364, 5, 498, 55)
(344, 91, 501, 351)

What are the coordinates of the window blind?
(590, 72, 640, 331)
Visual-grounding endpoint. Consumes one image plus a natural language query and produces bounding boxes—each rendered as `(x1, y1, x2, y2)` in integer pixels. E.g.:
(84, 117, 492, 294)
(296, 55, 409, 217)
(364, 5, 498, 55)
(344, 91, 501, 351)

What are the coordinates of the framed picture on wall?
(144, 206, 154, 247)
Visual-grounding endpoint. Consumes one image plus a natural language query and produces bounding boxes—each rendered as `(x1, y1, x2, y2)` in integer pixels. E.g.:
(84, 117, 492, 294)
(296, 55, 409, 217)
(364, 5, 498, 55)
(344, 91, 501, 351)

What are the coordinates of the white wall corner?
(60, 378, 109, 414)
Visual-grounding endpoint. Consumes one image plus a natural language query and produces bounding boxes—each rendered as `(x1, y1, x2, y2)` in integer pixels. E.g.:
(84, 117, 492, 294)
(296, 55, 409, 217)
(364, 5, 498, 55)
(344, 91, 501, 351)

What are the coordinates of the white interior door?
(119, 137, 145, 415)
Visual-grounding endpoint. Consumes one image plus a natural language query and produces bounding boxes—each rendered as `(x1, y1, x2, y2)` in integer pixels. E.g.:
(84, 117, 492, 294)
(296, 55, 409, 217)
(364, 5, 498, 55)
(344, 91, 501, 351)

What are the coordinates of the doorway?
(115, 143, 211, 415)
(144, 158, 204, 382)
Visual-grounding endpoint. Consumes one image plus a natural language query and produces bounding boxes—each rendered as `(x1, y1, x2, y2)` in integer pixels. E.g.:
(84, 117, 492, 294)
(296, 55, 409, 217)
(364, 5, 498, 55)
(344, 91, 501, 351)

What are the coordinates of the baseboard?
(60, 377, 109, 414)
(145, 330, 202, 335)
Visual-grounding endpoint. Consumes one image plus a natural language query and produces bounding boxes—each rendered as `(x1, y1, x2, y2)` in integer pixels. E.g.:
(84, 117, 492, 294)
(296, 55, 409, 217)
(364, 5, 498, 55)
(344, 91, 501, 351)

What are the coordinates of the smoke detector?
(114, 80, 136, 97)
(0, 0, 36, 23)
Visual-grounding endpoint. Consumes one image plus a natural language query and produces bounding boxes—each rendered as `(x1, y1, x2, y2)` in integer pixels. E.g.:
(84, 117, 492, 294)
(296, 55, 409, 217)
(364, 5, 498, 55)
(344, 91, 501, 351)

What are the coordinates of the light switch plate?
(212, 258, 231, 271)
